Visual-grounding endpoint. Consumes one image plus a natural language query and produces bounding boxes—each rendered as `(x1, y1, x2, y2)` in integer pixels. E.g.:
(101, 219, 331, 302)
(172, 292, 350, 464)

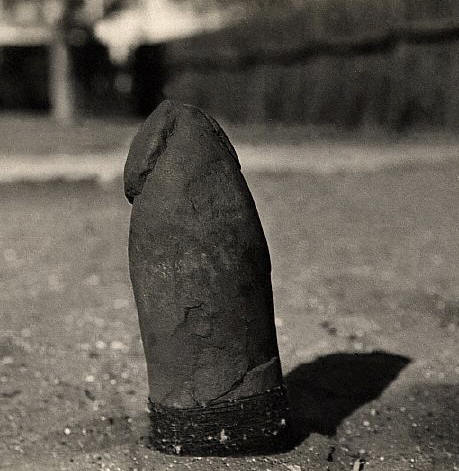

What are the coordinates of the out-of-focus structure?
(2, 0, 459, 130)
(0, 0, 108, 122)
(94, 0, 234, 64)
(0, 0, 238, 120)
(158, 0, 459, 130)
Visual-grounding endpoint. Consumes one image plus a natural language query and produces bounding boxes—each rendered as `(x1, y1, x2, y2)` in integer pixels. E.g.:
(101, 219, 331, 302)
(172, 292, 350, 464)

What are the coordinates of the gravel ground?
(0, 149, 458, 470)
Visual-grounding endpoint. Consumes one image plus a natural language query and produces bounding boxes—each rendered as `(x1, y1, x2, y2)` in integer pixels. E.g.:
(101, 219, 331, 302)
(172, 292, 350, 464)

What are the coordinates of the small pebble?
(285, 465, 301, 471)
(1, 356, 14, 365)
(85, 274, 100, 286)
(110, 341, 127, 351)
(21, 328, 31, 338)
(64, 428, 71, 436)
(219, 429, 228, 443)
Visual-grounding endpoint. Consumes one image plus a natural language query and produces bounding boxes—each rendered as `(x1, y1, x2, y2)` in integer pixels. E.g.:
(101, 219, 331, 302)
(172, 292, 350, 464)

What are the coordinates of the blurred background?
(1, 0, 459, 128)
(1, 1, 459, 470)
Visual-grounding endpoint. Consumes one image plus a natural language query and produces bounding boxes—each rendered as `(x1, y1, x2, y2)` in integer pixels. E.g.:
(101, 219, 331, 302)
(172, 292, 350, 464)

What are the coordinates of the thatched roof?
(164, 1, 459, 68)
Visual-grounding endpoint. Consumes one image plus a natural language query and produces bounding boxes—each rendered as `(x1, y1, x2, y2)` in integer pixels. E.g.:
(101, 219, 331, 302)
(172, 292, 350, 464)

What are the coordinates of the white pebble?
(85, 274, 100, 286)
(110, 340, 127, 351)
(21, 328, 31, 338)
(285, 465, 301, 471)
(274, 317, 284, 327)
(1, 356, 14, 365)
(64, 427, 71, 435)
(219, 429, 228, 443)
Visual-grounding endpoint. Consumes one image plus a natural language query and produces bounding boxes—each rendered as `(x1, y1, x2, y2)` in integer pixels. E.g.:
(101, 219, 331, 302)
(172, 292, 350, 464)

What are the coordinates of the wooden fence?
(162, 0, 459, 130)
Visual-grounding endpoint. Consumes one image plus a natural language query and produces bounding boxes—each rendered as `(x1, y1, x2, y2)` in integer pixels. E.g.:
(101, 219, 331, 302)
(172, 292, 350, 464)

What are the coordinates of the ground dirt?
(0, 155, 458, 470)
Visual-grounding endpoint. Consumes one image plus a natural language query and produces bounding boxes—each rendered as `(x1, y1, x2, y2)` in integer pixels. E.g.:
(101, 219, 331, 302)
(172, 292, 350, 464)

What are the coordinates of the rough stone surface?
(125, 100, 288, 453)
(125, 99, 285, 406)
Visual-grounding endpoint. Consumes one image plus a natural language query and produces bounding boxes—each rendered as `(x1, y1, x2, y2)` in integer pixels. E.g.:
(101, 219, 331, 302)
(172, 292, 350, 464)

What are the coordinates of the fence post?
(49, 28, 75, 124)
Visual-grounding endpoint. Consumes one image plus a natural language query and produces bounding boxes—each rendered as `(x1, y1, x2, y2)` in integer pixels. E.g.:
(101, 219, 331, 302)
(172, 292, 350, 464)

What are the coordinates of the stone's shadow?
(38, 352, 410, 457)
(285, 351, 411, 443)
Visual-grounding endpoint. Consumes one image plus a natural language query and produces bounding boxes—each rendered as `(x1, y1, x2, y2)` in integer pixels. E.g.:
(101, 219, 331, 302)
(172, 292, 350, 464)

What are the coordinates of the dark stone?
(125, 100, 289, 454)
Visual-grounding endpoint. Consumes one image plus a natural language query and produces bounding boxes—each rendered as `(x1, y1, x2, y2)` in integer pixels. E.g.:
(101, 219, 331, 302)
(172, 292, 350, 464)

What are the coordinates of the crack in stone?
(171, 303, 205, 338)
(183, 303, 205, 322)
(207, 356, 277, 405)
(188, 196, 198, 214)
(208, 369, 250, 404)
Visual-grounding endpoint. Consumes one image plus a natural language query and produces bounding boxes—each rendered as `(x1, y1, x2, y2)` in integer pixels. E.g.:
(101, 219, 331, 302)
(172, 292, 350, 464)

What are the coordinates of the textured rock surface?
(125, 100, 285, 415)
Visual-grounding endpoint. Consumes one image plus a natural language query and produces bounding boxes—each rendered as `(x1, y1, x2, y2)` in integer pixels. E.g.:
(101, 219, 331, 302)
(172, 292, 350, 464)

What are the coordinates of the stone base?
(148, 386, 291, 455)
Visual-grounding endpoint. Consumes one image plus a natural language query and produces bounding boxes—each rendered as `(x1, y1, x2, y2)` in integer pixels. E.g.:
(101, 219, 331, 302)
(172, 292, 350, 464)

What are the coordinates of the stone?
(125, 100, 290, 455)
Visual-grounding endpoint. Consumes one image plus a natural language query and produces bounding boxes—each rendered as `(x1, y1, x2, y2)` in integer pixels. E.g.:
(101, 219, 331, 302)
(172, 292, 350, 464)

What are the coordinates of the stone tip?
(123, 100, 176, 204)
(124, 100, 240, 203)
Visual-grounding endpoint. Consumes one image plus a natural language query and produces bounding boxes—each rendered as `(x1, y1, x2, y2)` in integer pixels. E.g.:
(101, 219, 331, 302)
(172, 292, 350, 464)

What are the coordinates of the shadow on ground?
(285, 351, 410, 444)
(33, 352, 410, 458)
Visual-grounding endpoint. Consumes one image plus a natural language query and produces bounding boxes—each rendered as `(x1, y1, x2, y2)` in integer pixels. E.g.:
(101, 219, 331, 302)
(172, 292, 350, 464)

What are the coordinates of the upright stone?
(124, 100, 290, 455)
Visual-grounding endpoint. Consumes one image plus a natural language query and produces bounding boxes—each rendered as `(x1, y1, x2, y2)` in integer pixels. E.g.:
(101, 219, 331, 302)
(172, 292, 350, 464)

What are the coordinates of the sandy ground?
(0, 143, 458, 470)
